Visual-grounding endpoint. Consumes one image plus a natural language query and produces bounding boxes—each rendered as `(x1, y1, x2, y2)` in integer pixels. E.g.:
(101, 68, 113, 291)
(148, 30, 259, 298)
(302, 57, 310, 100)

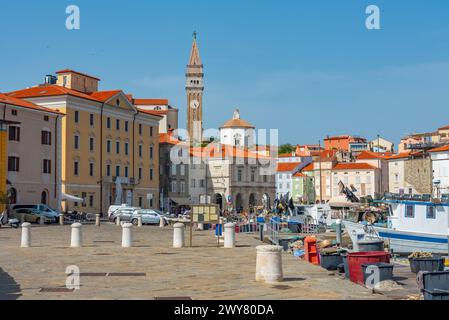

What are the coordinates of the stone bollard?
(137, 215, 142, 227)
(173, 223, 185, 248)
(116, 216, 121, 226)
(197, 223, 204, 231)
(255, 245, 283, 283)
(71, 223, 82, 248)
(159, 216, 165, 228)
(59, 214, 64, 226)
(122, 223, 133, 248)
(21, 223, 31, 247)
(224, 223, 236, 248)
(95, 214, 101, 227)
(39, 215, 45, 225)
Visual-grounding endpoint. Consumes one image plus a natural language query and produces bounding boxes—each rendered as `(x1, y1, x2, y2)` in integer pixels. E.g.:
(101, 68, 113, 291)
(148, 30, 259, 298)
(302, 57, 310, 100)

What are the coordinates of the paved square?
(0, 224, 386, 300)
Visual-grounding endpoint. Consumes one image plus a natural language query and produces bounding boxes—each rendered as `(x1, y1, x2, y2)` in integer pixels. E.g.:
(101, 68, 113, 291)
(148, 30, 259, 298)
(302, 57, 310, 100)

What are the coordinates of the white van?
(107, 204, 130, 217)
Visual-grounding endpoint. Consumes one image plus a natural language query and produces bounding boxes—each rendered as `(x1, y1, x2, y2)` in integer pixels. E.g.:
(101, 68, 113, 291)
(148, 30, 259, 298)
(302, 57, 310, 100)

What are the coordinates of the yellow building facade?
(8, 70, 162, 215)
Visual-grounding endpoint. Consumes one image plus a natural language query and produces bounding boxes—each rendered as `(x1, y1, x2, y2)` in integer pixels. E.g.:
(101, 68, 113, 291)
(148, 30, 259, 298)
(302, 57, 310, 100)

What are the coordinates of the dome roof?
(220, 109, 255, 129)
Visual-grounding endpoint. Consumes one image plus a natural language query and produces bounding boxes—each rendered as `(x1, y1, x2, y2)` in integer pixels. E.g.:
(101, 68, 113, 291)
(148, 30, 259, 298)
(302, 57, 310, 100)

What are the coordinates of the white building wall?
(220, 127, 255, 148)
(431, 152, 449, 196)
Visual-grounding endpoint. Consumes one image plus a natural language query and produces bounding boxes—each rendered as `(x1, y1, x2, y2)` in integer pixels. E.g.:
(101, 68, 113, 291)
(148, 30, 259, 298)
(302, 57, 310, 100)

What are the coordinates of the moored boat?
(343, 194, 449, 254)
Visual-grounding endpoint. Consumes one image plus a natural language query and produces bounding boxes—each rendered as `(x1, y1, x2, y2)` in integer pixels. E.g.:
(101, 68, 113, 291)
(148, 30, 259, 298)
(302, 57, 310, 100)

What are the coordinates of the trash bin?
(320, 252, 343, 271)
(347, 251, 390, 285)
(357, 240, 384, 252)
(421, 271, 449, 300)
(279, 239, 289, 251)
(409, 257, 445, 273)
(362, 263, 394, 284)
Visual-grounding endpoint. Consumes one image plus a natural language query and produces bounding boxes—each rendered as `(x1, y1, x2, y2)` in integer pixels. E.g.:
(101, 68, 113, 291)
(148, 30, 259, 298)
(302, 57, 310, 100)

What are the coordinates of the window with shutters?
(9, 126, 20, 141)
(42, 131, 51, 145)
(8, 157, 19, 172)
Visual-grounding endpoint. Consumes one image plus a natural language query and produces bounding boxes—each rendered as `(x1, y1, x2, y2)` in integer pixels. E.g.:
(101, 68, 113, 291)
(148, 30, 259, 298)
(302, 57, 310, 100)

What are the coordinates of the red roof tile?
(7, 85, 101, 102)
(301, 163, 314, 172)
(429, 144, 449, 153)
(277, 162, 301, 172)
(159, 133, 181, 145)
(0, 93, 63, 115)
(190, 144, 270, 160)
(89, 90, 121, 102)
(134, 99, 169, 105)
(293, 172, 307, 177)
(333, 163, 376, 170)
(356, 150, 392, 160)
(137, 108, 163, 118)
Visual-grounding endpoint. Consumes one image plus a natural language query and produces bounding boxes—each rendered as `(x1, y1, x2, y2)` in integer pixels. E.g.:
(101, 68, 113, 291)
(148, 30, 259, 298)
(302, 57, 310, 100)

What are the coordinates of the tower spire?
(186, 32, 204, 145)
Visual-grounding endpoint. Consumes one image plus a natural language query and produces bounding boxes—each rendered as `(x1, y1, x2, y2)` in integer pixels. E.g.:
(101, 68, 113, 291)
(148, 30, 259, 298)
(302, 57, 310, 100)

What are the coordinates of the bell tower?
(186, 31, 204, 145)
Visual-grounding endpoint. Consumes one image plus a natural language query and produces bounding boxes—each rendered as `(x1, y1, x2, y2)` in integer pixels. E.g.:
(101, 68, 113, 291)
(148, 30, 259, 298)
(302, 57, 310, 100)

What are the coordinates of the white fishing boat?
(343, 195, 449, 254)
(289, 204, 333, 226)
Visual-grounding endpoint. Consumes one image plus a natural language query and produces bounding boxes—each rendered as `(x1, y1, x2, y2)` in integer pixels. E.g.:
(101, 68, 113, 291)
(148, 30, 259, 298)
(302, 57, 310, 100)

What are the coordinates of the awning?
(61, 193, 84, 202)
(170, 197, 192, 206)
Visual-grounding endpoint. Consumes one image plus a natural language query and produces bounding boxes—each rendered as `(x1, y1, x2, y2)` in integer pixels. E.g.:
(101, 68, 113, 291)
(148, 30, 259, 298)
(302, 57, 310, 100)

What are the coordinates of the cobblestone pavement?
(0, 224, 388, 300)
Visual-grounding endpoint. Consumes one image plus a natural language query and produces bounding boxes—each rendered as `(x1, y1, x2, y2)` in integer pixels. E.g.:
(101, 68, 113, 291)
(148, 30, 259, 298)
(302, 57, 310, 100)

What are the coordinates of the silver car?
(109, 207, 139, 223)
(130, 209, 168, 226)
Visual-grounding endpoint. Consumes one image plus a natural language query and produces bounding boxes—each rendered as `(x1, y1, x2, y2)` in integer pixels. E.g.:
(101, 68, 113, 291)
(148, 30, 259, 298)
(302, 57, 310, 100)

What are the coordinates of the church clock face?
(190, 99, 200, 109)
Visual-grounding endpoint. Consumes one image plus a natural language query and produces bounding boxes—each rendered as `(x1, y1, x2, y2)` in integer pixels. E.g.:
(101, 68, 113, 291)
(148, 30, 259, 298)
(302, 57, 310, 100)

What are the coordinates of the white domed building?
(220, 109, 255, 148)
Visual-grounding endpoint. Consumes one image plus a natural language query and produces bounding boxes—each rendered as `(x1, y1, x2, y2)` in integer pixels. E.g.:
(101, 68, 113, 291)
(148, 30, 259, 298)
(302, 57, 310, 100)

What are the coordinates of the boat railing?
(382, 192, 445, 203)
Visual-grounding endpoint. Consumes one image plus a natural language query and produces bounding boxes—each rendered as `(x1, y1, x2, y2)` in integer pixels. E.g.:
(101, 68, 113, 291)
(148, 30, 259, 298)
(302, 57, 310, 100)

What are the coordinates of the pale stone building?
(388, 151, 432, 195)
(0, 93, 63, 210)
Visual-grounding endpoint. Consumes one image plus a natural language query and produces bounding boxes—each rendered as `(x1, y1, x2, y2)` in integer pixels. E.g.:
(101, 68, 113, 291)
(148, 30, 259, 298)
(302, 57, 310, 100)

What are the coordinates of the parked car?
(11, 204, 59, 221)
(10, 208, 54, 224)
(130, 209, 169, 226)
(108, 207, 140, 223)
(107, 204, 131, 217)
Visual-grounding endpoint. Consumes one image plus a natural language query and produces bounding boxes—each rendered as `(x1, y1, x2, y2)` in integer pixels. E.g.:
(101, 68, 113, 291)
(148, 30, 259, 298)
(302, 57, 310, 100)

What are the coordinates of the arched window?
(41, 190, 48, 205)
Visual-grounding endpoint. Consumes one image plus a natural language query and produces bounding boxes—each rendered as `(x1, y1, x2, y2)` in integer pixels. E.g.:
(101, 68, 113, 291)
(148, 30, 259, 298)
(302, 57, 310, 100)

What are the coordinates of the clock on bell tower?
(186, 31, 204, 145)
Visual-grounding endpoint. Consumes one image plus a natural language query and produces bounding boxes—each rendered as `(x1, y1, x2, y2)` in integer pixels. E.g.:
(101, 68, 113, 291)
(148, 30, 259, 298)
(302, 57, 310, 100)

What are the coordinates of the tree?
(278, 143, 295, 155)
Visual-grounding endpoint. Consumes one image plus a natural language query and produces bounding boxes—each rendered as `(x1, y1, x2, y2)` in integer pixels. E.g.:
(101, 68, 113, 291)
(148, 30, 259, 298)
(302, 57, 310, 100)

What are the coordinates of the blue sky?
(1, 0, 449, 146)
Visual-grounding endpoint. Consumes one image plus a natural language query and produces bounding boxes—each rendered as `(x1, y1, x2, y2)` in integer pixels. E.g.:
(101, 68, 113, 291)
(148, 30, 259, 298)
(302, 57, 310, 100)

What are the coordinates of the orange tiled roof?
(429, 144, 449, 153)
(137, 108, 163, 118)
(133, 99, 169, 105)
(55, 69, 101, 81)
(0, 93, 64, 115)
(189, 144, 270, 160)
(301, 163, 314, 172)
(138, 109, 168, 115)
(438, 125, 449, 130)
(277, 162, 301, 172)
(7, 85, 101, 102)
(159, 133, 181, 145)
(333, 163, 376, 170)
(314, 149, 337, 160)
(89, 90, 122, 102)
(356, 150, 392, 160)
(293, 172, 307, 177)
(220, 118, 254, 129)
